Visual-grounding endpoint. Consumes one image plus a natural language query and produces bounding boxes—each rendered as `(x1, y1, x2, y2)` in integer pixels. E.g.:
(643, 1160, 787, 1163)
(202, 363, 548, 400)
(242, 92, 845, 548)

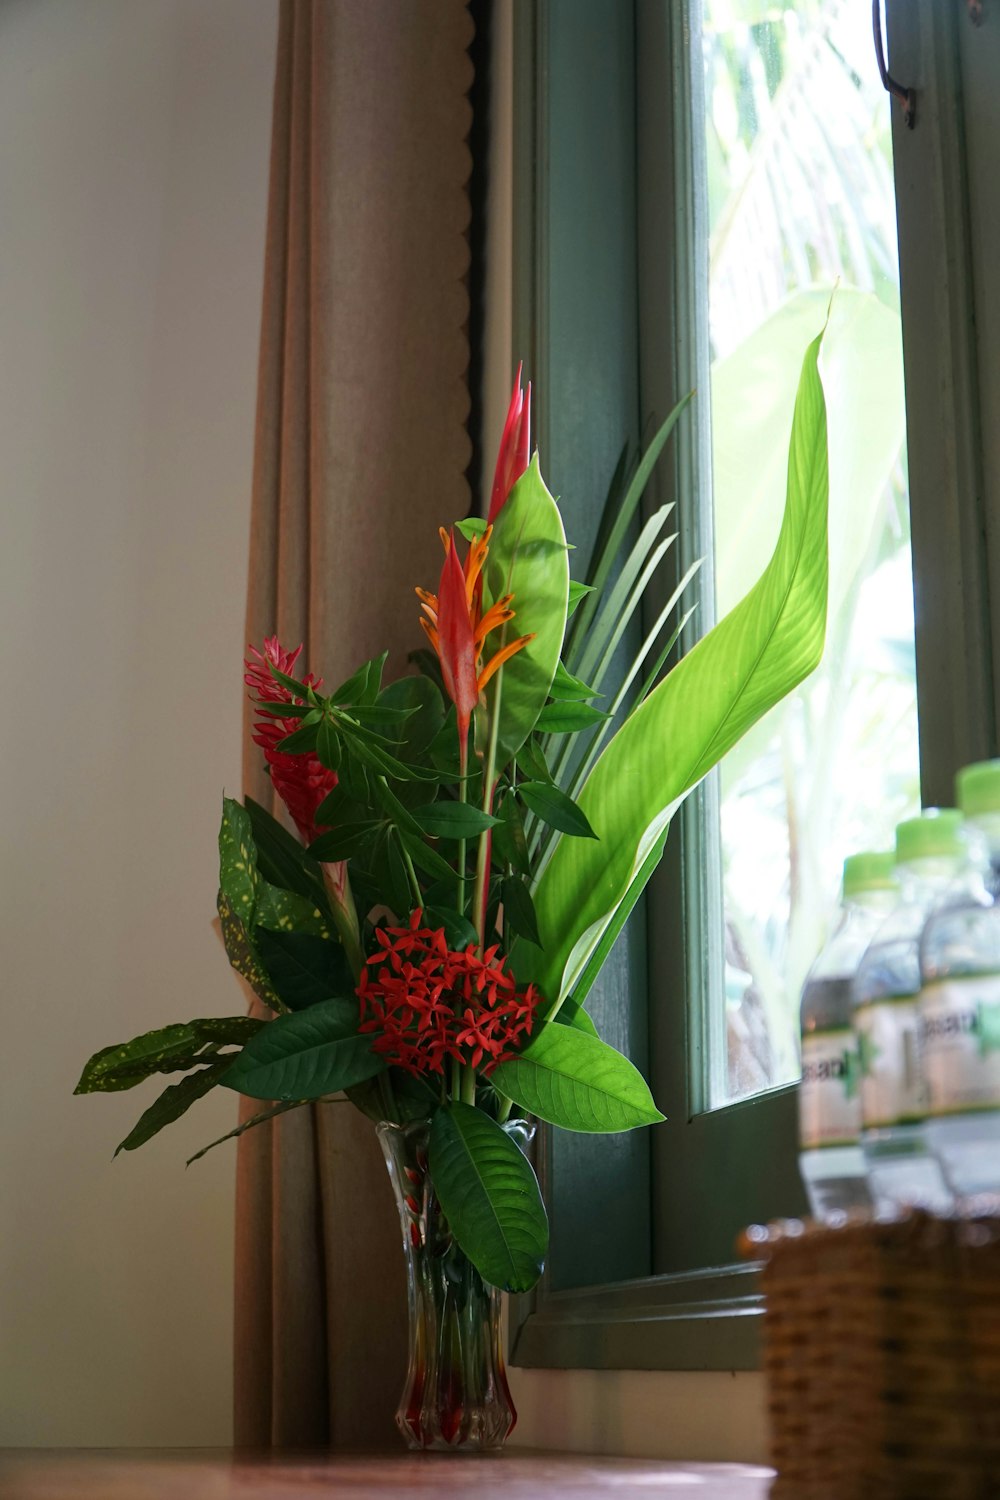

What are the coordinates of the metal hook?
(872, 0, 916, 129)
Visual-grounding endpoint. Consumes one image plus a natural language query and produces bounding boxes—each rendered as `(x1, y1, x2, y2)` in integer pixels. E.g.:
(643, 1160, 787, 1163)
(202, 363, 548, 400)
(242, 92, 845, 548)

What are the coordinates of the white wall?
(0, 0, 277, 1445)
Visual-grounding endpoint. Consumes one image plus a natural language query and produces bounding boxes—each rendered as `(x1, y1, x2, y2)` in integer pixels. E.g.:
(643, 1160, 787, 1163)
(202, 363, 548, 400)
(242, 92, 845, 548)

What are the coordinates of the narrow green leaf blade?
(116, 1060, 234, 1155)
(220, 998, 384, 1102)
(491, 1026, 664, 1133)
(428, 1103, 548, 1292)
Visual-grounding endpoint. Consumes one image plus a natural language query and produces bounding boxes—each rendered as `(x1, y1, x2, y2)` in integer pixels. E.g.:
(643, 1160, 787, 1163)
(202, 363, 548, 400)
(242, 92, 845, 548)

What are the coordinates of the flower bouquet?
(77, 341, 829, 1450)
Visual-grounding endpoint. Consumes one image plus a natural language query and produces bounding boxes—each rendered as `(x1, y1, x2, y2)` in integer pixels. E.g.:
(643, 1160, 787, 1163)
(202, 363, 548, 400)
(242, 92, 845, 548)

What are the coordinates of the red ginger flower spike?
(244, 636, 335, 846)
(357, 910, 539, 1077)
(487, 362, 531, 526)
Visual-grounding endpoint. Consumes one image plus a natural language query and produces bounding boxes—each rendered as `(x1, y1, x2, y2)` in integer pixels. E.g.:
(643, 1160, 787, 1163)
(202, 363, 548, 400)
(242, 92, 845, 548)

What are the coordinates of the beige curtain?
(235, 0, 473, 1448)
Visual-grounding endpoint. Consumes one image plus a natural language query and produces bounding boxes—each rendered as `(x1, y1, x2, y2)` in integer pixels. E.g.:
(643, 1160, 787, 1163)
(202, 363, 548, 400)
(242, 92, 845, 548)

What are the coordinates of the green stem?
(399, 837, 422, 910)
(461, 1065, 477, 1106)
(320, 863, 365, 981)
(472, 678, 503, 951)
(456, 733, 468, 917)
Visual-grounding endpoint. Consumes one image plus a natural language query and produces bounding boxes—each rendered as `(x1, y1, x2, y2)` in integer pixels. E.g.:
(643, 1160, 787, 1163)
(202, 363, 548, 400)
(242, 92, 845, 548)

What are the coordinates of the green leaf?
(245, 797, 327, 905)
(217, 889, 281, 1011)
(501, 876, 541, 947)
(515, 737, 554, 785)
(422, 904, 479, 952)
(219, 798, 258, 925)
(76, 1025, 212, 1094)
(455, 516, 489, 541)
(359, 650, 388, 704)
(428, 1103, 548, 1292)
(712, 288, 903, 622)
(398, 827, 460, 884)
(535, 700, 609, 733)
(116, 1060, 234, 1155)
(521, 329, 828, 1008)
(255, 929, 353, 1011)
(377, 675, 445, 763)
(317, 715, 341, 772)
(548, 661, 601, 702)
(346, 1069, 438, 1125)
(220, 998, 384, 1101)
(492, 791, 531, 876)
(568, 828, 670, 1015)
(518, 781, 597, 840)
(307, 823, 381, 862)
(275, 720, 321, 755)
(254, 880, 332, 939)
(566, 580, 595, 618)
(75, 1016, 262, 1094)
(553, 997, 600, 1039)
(253, 701, 314, 719)
(482, 455, 570, 764)
(491, 1026, 664, 1133)
(329, 661, 373, 705)
(412, 802, 500, 839)
(186, 1100, 304, 1165)
(266, 661, 312, 699)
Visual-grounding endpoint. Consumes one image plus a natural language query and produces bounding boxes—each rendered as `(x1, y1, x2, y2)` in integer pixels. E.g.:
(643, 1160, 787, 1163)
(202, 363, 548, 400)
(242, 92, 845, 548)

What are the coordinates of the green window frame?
(509, 0, 1000, 1373)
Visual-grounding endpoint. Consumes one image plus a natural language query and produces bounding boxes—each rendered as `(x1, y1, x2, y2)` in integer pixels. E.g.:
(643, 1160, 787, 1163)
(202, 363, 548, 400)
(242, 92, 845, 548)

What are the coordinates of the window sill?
(510, 1262, 762, 1372)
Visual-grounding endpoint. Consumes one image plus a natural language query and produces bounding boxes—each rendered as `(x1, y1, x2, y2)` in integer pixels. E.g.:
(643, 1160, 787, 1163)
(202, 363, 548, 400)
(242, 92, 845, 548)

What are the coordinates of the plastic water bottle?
(799, 853, 895, 1220)
(919, 761, 1000, 1198)
(852, 811, 961, 1212)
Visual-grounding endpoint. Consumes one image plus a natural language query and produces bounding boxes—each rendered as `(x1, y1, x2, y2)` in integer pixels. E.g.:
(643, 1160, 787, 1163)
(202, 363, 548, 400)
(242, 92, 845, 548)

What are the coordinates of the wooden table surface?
(0, 1451, 775, 1499)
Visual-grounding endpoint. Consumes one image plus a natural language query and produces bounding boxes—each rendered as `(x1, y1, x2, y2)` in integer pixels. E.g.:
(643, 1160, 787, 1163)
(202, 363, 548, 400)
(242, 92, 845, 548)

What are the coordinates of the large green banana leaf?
(521, 328, 829, 1010)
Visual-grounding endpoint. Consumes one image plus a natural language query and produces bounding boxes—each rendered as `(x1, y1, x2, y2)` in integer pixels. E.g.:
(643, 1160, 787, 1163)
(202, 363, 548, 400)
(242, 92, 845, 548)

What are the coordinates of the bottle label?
(855, 996, 926, 1128)
(919, 975, 1000, 1117)
(799, 1029, 862, 1148)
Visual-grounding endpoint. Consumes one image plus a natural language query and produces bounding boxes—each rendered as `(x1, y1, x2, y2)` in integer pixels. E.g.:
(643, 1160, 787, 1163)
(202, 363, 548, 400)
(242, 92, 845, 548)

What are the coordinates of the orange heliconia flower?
(416, 526, 534, 762)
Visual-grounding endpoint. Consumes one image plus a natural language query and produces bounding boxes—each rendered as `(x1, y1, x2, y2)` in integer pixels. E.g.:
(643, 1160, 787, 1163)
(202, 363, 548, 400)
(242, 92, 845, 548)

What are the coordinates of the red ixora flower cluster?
(244, 637, 335, 846)
(358, 912, 539, 1076)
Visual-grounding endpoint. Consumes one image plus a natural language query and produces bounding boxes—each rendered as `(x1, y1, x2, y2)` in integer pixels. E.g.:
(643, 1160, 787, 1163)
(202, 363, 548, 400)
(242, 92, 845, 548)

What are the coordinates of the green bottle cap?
(895, 808, 964, 864)
(842, 851, 897, 898)
(957, 760, 1000, 819)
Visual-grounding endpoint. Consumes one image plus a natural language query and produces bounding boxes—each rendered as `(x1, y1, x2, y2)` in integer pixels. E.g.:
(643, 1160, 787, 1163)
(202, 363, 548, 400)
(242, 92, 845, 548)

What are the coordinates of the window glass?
(701, 0, 920, 1104)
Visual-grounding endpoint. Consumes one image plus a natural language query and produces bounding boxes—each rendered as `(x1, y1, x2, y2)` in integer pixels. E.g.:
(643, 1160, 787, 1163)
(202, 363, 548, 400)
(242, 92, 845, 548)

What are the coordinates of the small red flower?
(244, 636, 336, 846)
(357, 910, 539, 1077)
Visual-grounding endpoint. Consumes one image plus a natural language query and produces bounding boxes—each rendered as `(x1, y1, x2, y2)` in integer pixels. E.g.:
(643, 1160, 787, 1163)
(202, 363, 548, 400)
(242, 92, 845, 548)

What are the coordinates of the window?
(509, 0, 1000, 1371)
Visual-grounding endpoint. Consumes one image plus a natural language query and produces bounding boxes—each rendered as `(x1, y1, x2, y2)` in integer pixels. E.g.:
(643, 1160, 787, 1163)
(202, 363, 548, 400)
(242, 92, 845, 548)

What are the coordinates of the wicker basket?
(743, 1208, 1000, 1499)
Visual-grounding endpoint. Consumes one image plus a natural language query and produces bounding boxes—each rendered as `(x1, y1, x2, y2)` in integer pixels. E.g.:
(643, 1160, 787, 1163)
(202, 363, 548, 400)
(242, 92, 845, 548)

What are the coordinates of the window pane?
(701, 0, 921, 1105)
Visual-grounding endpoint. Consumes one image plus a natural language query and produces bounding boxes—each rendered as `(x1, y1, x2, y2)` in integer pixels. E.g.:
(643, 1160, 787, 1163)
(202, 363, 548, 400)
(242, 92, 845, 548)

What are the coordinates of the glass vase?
(376, 1116, 533, 1451)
